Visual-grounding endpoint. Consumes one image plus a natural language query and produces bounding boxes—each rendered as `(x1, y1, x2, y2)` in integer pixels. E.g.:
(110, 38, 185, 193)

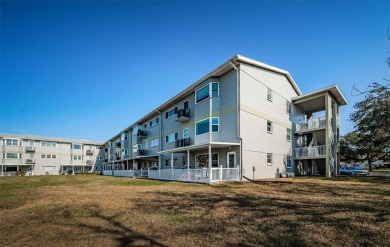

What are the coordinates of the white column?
(209, 144, 212, 183)
(72, 164, 74, 175)
(1, 165, 3, 176)
(171, 152, 174, 180)
(187, 149, 190, 181)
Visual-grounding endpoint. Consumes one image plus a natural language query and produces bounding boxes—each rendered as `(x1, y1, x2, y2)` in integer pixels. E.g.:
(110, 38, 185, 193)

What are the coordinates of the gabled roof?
(105, 54, 302, 143)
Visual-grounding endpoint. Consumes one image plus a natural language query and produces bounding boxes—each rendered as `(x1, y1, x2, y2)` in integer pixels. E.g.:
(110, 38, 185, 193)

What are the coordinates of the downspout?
(230, 60, 243, 181)
(156, 109, 162, 171)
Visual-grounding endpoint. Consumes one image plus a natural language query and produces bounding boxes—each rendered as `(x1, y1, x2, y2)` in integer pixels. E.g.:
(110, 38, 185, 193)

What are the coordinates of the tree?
(341, 82, 390, 171)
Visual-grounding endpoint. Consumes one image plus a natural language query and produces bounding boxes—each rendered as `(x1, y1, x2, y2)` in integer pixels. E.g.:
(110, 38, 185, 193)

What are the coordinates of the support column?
(187, 149, 190, 181)
(1, 164, 3, 176)
(72, 164, 74, 175)
(171, 152, 174, 180)
(209, 144, 212, 183)
(325, 94, 332, 177)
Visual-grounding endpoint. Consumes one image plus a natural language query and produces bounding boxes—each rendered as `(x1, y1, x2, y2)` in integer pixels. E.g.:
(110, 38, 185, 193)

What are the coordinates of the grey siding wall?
(239, 63, 299, 179)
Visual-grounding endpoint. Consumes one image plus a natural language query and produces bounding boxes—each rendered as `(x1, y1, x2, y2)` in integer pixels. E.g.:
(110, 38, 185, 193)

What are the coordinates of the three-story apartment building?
(0, 133, 104, 175)
(101, 55, 347, 183)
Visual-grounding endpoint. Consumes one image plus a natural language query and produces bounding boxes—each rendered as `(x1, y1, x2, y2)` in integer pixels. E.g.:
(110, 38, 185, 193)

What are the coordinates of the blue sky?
(1, 1, 389, 142)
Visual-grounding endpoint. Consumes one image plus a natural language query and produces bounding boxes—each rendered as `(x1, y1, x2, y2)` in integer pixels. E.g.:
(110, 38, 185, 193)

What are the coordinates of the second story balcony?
(86, 160, 93, 165)
(86, 150, 93, 155)
(25, 146, 35, 152)
(25, 158, 35, 164)
(175, 109, 190, 123)
(295, 145, 326, 158)
(296, 116, 326, 133)
(137, 130, 147, 138)
(175, 138, 191, 148)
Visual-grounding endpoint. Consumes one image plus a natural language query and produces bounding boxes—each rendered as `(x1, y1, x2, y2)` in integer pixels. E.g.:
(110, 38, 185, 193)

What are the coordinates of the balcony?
(137, 130, 147, 138)
(104, 148, 108, 152)
(25, 158, 35, 164)
(86, 150, 93, 155)
(175, 109, 190, 123)
(175, 138, 191, 148)
(296, 116, 326, 132)
(104, 159, 108, 162)
(86, 160, 93, 165)
(137, 150, 146, 156)
(295, 145, 326, 158)
(25, 146, 35, 152)
(116, 142, 121, 147)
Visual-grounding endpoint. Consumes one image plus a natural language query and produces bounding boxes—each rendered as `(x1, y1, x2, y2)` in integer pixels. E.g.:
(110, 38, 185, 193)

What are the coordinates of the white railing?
(103, 170, 113, 176)
(295, 145, 326, 158)
(148, 167, 239, 184)
(113, 170, 135, 177)
(296, 116, 326, 132)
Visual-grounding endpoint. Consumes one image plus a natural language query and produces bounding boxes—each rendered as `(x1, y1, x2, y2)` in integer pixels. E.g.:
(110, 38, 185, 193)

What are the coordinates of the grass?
(0, 175, 389, 247)
(373, 169, 390, 174)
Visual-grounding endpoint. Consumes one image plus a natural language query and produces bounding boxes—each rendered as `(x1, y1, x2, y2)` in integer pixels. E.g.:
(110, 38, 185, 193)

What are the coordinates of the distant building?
(0, 133, 104, 175)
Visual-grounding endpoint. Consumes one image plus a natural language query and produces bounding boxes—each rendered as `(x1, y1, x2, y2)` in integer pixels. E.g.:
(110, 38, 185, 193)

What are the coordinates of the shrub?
(16, 171, 26, 176)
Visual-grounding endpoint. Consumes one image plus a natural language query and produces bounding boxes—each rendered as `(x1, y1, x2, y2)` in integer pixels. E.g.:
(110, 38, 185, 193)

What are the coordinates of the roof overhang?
(158, 142, 241, 154)
(292, 84, 348, 106)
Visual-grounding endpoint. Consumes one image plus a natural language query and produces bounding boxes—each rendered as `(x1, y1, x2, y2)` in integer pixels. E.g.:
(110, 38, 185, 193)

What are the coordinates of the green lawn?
(0, 175, 389, 247)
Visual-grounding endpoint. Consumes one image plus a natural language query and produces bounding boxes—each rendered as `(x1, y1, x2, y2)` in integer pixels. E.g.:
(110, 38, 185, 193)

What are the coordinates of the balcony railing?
(175, 109, 191, 123)
(86, 150, 93, 155)
(137, 130, 147, 138)
(295, 145, 326, 158)
(25, 146, 35, 152)
(116, 156, 120, 160)
(296, 116, 326, 132)
(25, 158, 35, 164)
(86, 160, 93, 165)
(175, 138, 191, 148)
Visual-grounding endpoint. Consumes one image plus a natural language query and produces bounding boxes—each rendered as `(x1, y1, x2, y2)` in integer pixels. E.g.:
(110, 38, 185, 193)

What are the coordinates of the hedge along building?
(101, 54, 347, 183)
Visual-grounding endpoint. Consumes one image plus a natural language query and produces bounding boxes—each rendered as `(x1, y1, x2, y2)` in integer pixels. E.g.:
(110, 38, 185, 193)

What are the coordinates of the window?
(286, 101, 291, 115)
(196, 119, 209, 135)
(72, 155, 82, 160)
(41, 142, 57, 147)
(41, 154, 45, 158)
(28, 140, 35, 146)
(196, 118, 219, 135)
(46, 154, 51, 158)
(286, 155, 291, 168)
(195, 82, 219, 104)
(267, 121, 272, 133)
(5, 139, 20, 146)
(267, 153, 273, 165)
(183, 128, 189, 139)
(165, 107, 178, 119)
(287, 128, 291, 141)
(212, 154, 219, 167)
(184, 101, 189, 110)
(72, 144, 82, 149)
(212, 82, 219, 97)
(5, 153, 20, 159)
(121, 149, 128, 156)
(165, 159, 170, 166)
(97, 156, 103, 160)
(144, 141, 148, 149)
(149, 138, 159, 148)
(132, 126, 139, 136)
(144, 124, 147, 129)
(165, 132, 178, 143)
(267, 88, 272, 101)
(52, 155, 57, 159)
(29, 153, 35, 158)
(121, 133, 128, 141)
(150, 117, 159, 127)
(132, 144, 142, 153)
(212, 117, 219, 132)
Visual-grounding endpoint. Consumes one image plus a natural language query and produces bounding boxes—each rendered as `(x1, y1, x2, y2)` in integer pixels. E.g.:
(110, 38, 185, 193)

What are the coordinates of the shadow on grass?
(57, 205, 167, 247)
(132, 183, 389, 247)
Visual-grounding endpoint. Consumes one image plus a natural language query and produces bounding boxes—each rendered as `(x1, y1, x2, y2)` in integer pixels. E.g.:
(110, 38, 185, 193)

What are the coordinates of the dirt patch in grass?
(0, 175, 389, 247)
